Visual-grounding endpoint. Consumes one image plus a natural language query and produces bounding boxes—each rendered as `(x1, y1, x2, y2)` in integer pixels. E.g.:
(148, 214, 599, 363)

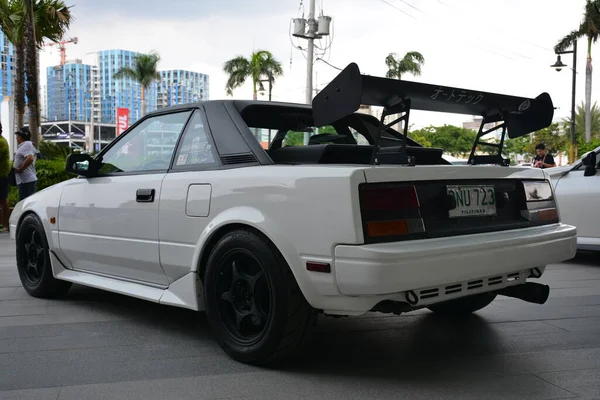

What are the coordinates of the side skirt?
(49, 251, 203, 311)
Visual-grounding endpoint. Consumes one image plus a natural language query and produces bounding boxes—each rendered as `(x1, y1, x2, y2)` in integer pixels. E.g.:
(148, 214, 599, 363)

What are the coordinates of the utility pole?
(88, 80, 94, 153)
(303, 0, 317, 146)
(291, 1, 332, 144)
(305, 0, 316, 105)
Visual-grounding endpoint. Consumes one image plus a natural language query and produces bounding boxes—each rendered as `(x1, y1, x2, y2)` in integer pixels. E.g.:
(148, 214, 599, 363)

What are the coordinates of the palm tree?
(223, 50, 283, 99)
(555, 0, 600, 143)
(113, 51, 161, 117)
(562, 101, 600, 140)
(385, 51, 425, 80)
(0, 0, 73, 145)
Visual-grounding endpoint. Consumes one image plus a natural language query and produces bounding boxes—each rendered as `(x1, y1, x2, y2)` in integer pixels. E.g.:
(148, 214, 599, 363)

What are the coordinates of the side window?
(281, 125, 369, 147)
(97, 111, 191, 174)
(172, 110, 218, 170)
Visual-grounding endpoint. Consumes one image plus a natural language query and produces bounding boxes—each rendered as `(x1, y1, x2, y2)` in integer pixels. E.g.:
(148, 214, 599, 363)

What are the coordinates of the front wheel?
(427, 292, 497, 316)
(16, 214, 72, 298)
(204, 229, 316, 365)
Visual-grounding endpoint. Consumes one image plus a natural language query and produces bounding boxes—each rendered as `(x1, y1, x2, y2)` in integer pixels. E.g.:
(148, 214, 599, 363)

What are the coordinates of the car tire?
(427, 292, 497, 316)
(204, 229, 316, 365)
(16, 214, 72, 298)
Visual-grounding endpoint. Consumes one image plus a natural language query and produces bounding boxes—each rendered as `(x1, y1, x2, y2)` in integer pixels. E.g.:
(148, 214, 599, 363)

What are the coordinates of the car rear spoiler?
(311, 63, 554, 166)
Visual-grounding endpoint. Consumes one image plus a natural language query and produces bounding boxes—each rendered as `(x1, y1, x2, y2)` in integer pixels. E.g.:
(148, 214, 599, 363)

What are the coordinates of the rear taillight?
(520, 180, 559, 224)
(359, 183, 425, 243)
(360, 185, 420, 210)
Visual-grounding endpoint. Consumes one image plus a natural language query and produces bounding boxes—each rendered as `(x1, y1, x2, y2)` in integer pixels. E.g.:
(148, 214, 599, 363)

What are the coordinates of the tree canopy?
(385, 51, 425, 80)
(409, 125, 476, 157)
(555, 0, 600, 144)
(223, 50, 283, 99)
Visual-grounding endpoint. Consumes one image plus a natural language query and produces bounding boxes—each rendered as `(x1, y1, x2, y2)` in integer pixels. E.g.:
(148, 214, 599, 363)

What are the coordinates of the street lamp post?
(551, 40, 577, 164)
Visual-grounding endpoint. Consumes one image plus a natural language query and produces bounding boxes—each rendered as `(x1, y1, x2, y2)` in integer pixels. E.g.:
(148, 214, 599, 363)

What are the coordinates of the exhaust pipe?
(498, 282, 550, 305)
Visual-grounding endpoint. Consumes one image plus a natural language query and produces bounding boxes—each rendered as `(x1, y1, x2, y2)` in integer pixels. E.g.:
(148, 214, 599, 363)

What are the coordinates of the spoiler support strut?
(374, 98, 412, 165)
(468, 118, 510, 166)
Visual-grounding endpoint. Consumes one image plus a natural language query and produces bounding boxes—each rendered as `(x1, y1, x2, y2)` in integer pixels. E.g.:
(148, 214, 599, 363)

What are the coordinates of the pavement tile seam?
(475, 316, 600, 325)
(541, 321, 571, 333)
(532, 373, 584, 398)
(0, 343, 143, 356)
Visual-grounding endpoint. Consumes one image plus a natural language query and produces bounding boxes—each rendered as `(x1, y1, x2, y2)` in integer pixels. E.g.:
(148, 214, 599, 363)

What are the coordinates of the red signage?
(116, 108, 129, 136)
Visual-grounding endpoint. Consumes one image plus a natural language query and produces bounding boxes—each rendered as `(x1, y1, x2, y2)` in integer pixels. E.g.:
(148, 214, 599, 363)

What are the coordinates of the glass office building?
(97, 49, 158, 124)
(43, 49, 210, 126)
(157, 70, 209, 108)
(46, 61, 93, 122)
(0, 31, 15, 99)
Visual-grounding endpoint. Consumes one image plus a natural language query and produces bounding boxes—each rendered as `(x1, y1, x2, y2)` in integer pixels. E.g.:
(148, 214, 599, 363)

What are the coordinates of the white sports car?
(547, 146, 600, 251)
(9, 63, 577, 364)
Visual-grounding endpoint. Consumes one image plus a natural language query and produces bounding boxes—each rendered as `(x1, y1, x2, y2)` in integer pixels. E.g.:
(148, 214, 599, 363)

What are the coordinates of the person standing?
(533, 143, 556, 169)
(0, 123, 10, 232)
(13, 129, 38, 201)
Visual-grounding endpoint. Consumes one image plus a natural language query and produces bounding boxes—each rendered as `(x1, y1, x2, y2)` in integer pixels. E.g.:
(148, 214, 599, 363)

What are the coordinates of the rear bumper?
(334, 223, 577, 297)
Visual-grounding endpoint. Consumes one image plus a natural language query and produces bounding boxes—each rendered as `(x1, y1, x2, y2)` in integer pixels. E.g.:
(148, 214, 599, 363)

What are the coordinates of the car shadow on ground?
(569, 251, 600, 267)
(62, 284, 503, 380)
(280, 313, 502, 381)
(65, 285, 212, 340)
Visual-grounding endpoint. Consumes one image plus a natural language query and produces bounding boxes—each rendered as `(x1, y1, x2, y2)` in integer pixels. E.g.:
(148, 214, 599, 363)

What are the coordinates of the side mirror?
(65, 153, 95, 177)
(582, 152, 592, 165)
(583, 152, 597, 177)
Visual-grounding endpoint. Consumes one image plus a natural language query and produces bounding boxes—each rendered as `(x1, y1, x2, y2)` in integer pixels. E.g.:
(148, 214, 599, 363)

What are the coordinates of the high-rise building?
(42, 48, 210, 131)
(46, 60, 94, 122)
(157, 69, 209, 108)
(97, 49, 158, 124)
(0, 31, 15, 99)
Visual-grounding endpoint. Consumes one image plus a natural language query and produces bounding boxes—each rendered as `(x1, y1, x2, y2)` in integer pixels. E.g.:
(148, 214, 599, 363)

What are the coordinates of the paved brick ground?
(1, 233, 599, 399)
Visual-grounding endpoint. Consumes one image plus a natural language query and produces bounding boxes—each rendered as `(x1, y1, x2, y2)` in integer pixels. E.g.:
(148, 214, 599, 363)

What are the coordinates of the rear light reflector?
(367, 220, 408, 237)
(306, 261, 331, 273)
(366, 218, 426, 237)
(521, 208, 558, 222)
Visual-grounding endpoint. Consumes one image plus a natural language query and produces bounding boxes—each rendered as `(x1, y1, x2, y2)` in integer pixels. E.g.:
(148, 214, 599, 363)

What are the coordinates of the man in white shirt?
(13, 129, 38, 201)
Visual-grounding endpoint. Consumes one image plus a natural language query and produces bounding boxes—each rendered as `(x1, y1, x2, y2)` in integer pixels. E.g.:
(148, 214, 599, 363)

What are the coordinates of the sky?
(38, 0, 592, 129)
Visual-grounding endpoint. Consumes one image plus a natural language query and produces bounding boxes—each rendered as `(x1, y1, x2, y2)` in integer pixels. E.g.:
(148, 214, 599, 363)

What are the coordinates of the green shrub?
(577, 138, 600, 157)
(38, 140, 74, 160)
(8, 186, 18, 208)
(35, 158, 72, 191)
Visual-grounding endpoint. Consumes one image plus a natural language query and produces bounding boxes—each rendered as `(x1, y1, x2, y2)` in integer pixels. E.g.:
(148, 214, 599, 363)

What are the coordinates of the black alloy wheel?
(21, 226, 45, 285)
(204, 229, 316, 365)
(215, 249, 272, 345)
(16, 214, 72, 298)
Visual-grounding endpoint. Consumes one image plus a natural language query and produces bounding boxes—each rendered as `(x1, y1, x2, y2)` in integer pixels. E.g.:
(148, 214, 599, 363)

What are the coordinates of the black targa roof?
(311, 63, 554, 139)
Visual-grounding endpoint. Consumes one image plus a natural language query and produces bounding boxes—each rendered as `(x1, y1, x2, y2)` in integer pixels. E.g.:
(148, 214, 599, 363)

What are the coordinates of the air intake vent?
(488, 276, 504, 286)
(221, 153, 257, 165)
(407, 269, 532, 307)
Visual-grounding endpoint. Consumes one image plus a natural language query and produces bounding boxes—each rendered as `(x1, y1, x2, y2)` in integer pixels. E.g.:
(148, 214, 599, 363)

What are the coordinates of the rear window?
(238, 103, 375, 150)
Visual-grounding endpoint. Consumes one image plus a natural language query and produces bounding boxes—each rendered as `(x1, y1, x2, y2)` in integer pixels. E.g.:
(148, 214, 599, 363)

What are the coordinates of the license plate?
(447, 185, 497, 218)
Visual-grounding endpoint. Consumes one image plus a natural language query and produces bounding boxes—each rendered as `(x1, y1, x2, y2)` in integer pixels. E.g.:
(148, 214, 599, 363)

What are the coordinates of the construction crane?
(44, 37, 78, 66)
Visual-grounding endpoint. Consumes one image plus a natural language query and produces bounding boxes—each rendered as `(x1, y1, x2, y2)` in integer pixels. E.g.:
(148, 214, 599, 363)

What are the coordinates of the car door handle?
(136, 189, 155, 203)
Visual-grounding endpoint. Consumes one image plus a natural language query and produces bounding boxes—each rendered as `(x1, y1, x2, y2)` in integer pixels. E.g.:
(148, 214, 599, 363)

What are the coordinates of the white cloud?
(39, 0, 592, 129)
